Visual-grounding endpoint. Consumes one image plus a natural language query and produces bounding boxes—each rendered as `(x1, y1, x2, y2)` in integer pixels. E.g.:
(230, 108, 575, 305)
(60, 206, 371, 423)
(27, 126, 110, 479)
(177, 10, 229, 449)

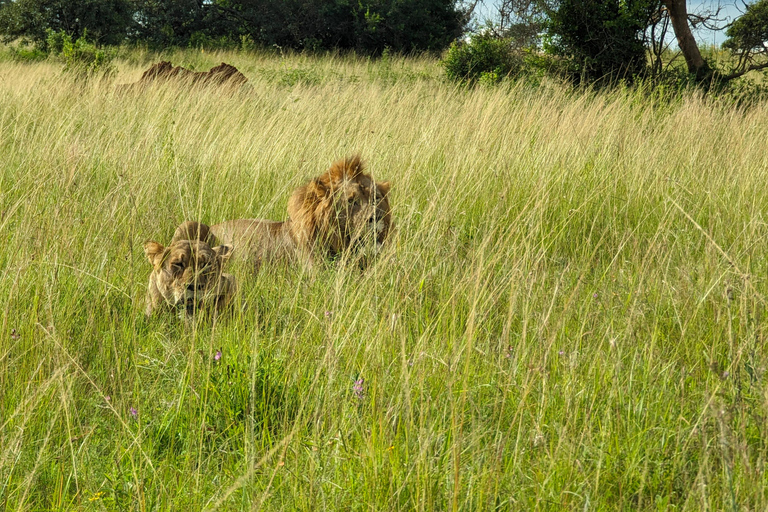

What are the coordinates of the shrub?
(279, 68, 322, 87)
(442, 33, 521, 84)
(46, 30, 115, 79)
(8, 44, 47, 62)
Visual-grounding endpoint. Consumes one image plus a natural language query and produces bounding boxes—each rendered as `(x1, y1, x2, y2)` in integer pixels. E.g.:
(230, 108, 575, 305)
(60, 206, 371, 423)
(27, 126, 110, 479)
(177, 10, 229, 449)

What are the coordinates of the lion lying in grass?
(144, 223, 235, 318)
(210, 155, 391, 270)
(118, 61, 249, 92)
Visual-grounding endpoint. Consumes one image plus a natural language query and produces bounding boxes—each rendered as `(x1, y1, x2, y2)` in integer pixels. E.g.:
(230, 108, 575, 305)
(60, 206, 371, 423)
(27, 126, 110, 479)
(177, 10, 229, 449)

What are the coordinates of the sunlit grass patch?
(0, 49, 768, 510)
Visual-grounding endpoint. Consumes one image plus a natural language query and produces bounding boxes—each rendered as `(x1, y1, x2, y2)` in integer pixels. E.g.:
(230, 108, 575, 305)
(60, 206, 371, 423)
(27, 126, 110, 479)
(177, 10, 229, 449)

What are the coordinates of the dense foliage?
(46, 30, 115, 77)
(545, 0, 659, 82)
(724, 0, 768, 52)
(0, 0, 134, 46)
(5, 0, 768, 89)
(0, 0, 467, 53)
(442, 33, 521, 84)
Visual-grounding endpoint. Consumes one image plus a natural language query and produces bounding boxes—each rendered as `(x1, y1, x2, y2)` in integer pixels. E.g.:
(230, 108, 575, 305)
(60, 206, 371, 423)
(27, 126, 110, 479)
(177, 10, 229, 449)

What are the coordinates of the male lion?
(210, 155, 391, 270)
(144, 223, 235, 318)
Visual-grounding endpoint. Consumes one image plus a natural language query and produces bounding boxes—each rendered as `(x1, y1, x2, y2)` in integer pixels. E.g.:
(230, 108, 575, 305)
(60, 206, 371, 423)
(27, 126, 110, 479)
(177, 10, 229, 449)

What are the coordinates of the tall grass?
(1, 49, 768, 510)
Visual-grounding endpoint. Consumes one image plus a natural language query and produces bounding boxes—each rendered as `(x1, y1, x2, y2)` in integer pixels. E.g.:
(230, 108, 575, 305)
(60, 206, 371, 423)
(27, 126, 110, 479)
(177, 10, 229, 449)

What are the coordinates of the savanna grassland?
(1, 48, 768, 511)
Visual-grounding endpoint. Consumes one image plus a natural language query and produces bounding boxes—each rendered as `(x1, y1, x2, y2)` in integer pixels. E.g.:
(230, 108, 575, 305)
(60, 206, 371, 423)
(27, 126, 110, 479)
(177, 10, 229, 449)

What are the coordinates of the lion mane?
(209, 155, 391, 270)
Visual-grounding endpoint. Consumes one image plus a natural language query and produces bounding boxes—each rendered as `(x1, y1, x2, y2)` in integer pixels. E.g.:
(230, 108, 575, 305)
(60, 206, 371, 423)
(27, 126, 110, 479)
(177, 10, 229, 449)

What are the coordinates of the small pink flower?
(214, 349, 222, 361)
(353, 377, 364, 400)
(10, 329, 20, 340)
(105, 395, 111, 402)
(129, 406, 138, 419)
(324, 311, 333, 319)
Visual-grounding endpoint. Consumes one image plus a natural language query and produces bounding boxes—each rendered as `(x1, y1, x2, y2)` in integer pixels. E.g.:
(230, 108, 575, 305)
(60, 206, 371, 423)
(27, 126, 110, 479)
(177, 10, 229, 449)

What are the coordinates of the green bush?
(279, 68, 322, 87)
(7, 44, 47, 62)
(46, 29, 115, 79)
(442, 33, 521, 84)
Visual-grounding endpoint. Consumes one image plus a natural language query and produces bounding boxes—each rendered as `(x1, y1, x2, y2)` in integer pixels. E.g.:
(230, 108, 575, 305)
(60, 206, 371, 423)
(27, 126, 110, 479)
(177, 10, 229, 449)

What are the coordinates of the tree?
(546, 0, 659, 82)
(482, 0, 768, 87)
(368, 0, 467, 52)
(722, 0, 768, 79)
(209, 0, 466, 53)
(648, 0, 768, 83)
(206, 0, 359, 50)
(0, 0, 134, 45)
(0, 0, 468, 53)
(660, 0, 711, 79)
(488, 0, 549, 48)
(132, 0, 209, 48)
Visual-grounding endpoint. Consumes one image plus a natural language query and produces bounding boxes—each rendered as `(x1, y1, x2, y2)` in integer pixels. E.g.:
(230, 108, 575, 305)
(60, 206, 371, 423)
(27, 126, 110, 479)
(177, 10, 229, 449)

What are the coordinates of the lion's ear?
(213, 244, 234, 264)
(377, 181, 391, 196)
(144, 241, 166, 268)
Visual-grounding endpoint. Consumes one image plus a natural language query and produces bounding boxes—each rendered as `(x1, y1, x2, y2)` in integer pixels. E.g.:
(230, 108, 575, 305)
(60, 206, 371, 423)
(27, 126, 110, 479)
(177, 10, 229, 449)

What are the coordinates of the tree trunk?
(662, 0, 711, 79)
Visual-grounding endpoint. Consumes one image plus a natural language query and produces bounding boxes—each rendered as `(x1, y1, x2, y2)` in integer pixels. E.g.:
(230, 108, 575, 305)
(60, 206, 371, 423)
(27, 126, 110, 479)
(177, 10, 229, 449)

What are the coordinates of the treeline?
(0, 0, 467, 53)
(444, 0, 768, 90)
(3, 0, 768, 92)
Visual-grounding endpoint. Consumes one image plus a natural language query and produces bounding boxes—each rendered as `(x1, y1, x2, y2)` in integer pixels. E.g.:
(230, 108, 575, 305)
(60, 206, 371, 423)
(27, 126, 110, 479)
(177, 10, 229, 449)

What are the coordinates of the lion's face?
(339, 177, 391, 255)
(287, 156, 391, 260)
(144, 239, 234, 318)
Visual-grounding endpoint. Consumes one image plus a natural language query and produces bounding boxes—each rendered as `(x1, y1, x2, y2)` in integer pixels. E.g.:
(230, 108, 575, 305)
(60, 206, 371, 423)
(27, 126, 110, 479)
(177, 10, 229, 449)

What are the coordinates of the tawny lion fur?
(210, 155, 391, 270)
(144, 222, 235, 318)
(118, 61, 248, 92)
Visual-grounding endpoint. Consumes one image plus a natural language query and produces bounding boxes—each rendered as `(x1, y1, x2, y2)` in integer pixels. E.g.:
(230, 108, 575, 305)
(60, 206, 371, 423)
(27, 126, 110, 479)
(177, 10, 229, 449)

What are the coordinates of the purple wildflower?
(214, 349, 222, 361)
(353, 377, 365, 400)
(592, 293, 598, 299)
(324, 311, 333, 319)
(558, 350, 565, 356)
(129, 406, 138, 419)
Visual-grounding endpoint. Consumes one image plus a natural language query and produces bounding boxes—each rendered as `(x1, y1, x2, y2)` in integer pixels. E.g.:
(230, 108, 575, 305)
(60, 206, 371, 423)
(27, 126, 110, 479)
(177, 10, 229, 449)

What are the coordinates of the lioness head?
(286, 155, 391, 260)
(144, 238, 234, 318)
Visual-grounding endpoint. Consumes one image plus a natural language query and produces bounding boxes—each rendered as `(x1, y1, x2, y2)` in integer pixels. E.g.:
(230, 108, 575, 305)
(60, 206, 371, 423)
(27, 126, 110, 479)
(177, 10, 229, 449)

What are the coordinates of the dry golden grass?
(1, 49, 768, 510)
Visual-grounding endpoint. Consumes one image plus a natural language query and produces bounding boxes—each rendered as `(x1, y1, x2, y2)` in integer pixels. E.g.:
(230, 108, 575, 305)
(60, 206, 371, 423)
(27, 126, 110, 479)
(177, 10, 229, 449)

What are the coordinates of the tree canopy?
(0, 0, 134, 45)
(722, 0, 768, 79)
(0, 0, 468, 53)
(545, 0, 658, 82)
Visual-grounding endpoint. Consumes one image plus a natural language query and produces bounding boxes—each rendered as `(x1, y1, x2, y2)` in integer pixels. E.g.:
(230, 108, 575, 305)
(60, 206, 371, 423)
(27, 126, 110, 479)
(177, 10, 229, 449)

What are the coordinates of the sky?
(472, 0, 748, 46)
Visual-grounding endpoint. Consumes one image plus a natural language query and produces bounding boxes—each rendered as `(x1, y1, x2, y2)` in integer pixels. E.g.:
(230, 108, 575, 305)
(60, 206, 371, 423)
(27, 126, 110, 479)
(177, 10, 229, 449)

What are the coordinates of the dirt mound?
(118, 61, 248, 91)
